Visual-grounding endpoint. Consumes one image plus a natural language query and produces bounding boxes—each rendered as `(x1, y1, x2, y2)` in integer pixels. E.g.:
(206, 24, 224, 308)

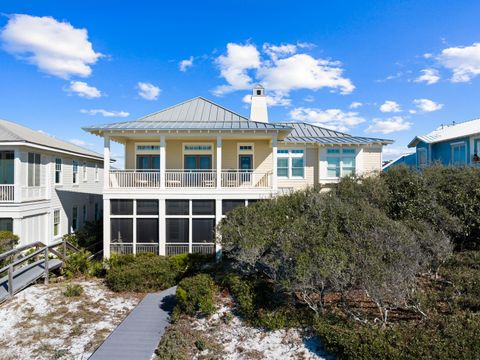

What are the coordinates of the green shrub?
(62, 249, 93, 278)
(63, 283, 84, 297)
(175, 274, 216, 316)
(221, 274, 255, 318)
(0, 231, 19, 253)
(106, 253, 183, 292)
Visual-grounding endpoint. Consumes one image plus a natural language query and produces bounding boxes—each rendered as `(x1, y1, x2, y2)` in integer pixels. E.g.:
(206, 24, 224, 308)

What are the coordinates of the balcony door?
(0, 151, 14, 184)
(184, 155, 212, 171)
(136, 155, 160, 171)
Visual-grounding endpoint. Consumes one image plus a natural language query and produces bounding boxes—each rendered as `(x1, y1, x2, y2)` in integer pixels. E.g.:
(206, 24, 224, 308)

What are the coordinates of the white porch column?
(13, 149, 22, 203)
(216, 135, 222, 189)
(215, 198, 222, 260)
(103, 198, 111, 258)
(159, 198, 166, 256)
(103, 135, 111, 190)
(272, 135, 278, 192)
(318, 146, 322, 185)
(160, 135, 166, 189)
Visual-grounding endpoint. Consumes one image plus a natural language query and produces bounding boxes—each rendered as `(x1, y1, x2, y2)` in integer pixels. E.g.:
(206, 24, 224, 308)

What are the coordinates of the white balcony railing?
(108, 170, 272, 189)
(21, 186, 47, 201)
(0, 185, 14, 202)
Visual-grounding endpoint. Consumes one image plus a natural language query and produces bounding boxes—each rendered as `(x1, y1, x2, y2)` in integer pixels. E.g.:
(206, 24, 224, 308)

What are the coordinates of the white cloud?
(0, 14, 101, 79)
(379, 100, 401, 113)
(437, 42, 480, 82)
(413, 98, 443, 112)
(365, 116, 412, 134)
(415, 68, 440, 85)
(80, 109, 129, 117)
(179, 56, 194, 72)
(303, 95, 315, 102)
(242, 94, 291, 107)
(349, 101, 362, 109)
(137, 82, 161, 100)
(66, 81, 101, 98)
(213, 42, 354, 97)
(289, 107, 365, 132)
(213, 43, 261, 96)
(382, 146, 415, 160)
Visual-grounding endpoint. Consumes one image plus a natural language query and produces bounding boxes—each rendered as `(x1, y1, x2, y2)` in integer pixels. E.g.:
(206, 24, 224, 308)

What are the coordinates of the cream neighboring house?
(0, 120, 104, 247)
(83, 86, 392, 258)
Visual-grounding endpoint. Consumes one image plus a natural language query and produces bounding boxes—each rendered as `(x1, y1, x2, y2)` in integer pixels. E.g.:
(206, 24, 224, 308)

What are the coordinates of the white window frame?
(27, 152, 41, 187)
(451, 142, 467, 165)
(83, 162, 88, 182)
(325, 148, 357, 179)
(53, 209, 61, 238)
(95, 163, 99, 182)
(182, 143, 214, 169)
(417, 148, 428, 168)
(277, 148, 305, 179)
(55, 158, 62, 185)
(237, 143, 254, 169)
(72, 160, 79, 185)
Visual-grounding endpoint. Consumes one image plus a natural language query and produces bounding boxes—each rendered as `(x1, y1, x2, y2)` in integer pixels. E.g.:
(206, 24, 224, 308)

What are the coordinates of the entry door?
(239, 155, 253, 171)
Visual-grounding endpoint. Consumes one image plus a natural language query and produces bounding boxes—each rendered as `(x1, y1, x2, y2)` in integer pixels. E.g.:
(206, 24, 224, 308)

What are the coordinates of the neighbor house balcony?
(108, 169, 272, 189)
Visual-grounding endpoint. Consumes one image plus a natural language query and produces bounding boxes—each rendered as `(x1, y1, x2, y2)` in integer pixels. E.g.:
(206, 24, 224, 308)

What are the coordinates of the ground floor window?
(53, 210, 60, 237)
(0, 218, 13, 232)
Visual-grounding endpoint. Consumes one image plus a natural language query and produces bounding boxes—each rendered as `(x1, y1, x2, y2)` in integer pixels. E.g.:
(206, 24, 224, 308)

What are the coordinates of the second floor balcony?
(108, 169, 272, 190)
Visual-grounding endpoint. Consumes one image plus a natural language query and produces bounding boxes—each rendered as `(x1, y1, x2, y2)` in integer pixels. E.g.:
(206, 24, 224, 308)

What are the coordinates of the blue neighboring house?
(407, 118, 480, 169)
(382, 152, 416, 171)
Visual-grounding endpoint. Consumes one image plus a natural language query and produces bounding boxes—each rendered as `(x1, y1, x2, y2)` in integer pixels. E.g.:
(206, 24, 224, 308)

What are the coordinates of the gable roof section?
(408, 118, 480, 148)
(277, 122, 393, 145)
(83, 97, 291, 132)
(0, 119, 103, 160)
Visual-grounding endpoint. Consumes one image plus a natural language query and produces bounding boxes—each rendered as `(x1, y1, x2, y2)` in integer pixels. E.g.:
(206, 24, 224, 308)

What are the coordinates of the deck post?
(8, 264, 13, 297)
(44, 247, 49, 285)
(272, 135, 278, 192)
(216, 135, 222, 189)
(160, 135, 166, 189)
(104, 135, 111, 189)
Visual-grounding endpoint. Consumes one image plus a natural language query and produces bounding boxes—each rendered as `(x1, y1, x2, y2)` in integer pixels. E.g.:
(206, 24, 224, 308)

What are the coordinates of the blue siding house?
(382, 152, 416, 171)
(407, 119, 480, 168)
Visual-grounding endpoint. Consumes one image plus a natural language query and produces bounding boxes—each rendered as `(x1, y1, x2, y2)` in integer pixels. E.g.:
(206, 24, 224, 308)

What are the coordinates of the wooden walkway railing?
(0, 239, 78, 302)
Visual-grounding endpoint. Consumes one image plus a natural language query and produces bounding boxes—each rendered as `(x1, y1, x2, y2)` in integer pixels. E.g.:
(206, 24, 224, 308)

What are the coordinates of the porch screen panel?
(166, 218, 189, 243)
(192, 219, 215, 243)
(111, 218, 133, 243)
(137, 218, 159, 243)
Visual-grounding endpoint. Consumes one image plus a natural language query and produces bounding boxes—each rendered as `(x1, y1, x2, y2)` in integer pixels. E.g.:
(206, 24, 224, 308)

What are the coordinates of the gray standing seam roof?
(278, 122, 393, 145)
(0, 119, 103, 159)
(83, 97, 291, 132)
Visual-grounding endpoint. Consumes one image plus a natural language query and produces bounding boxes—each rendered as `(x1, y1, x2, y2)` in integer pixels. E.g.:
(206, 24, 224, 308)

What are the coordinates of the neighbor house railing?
(108, 170, 272, 189)
(110, 243, 215, 256)
(0, 185, 14, 202)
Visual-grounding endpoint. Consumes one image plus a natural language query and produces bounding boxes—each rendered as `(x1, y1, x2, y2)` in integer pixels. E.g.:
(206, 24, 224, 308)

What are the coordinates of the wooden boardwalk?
(89, 286, 177, 360)
(0, 258, 62, 303)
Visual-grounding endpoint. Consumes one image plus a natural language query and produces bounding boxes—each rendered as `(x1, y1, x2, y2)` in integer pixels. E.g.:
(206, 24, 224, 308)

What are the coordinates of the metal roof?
(83, 97, 291, 132)
(0, 119, 103, 160)
(277, 122, 393, 145)
(408, 118, 480, 147)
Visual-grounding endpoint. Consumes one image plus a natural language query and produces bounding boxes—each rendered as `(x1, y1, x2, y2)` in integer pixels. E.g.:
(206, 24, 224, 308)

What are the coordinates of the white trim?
(181, 142, 214, 169)
(0, 141, 103, 161)
(450, 141, 467, 165)
(54, 157, 63, 186)
(237, 142, 254, 169)
(276, 146, 306, 179)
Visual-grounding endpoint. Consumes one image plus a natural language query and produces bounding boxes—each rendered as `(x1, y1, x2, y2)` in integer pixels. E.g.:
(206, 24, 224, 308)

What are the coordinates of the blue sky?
(1, 0, 480, 162)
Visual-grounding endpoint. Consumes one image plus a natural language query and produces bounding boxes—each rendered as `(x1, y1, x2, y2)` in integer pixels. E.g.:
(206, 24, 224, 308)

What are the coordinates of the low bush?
(62, 249, 93, 278)
(175, 274, 216, 317)
(0, 231, 19, 269)
(105, 253, 183, 292)
(63, 283, 84, 297)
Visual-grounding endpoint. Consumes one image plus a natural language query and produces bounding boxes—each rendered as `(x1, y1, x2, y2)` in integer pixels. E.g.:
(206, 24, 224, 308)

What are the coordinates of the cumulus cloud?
(137, 82, 161, 100)
(379, 100, 401, 113)
(213, 42, 354, 98)
(0, 14, 101, 79)
(437, 42, 480, 82)
(289, 107, 365, 132)
(415, 68, 440, 85)
(413, 98, 443, 112)
(242, 94, 291, 107)
(349, 101, 362, 109)
(80, 109, 129, 117)
(213, 43, 261, 96)
(66, 81, 101, 98)
(365, 116, 412, 134)
(179, 56, 194, 72)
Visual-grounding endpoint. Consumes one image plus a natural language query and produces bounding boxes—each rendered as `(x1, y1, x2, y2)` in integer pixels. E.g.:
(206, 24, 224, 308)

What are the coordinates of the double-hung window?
(55, 158, 62, 184)
(53, 209, 60, 237)
(277, 149, 305, 178)
(83, 162, 87, 182)
(28, 153, 41, 187)
(417, 148, 427, 168)
(451, 142, 466, 165)
(326, 148, 356, 178)
(72, 161, 79, 184)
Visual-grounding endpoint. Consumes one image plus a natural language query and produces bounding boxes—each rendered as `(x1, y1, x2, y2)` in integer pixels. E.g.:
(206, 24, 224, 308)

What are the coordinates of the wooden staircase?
(0, 239, 78, 303)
